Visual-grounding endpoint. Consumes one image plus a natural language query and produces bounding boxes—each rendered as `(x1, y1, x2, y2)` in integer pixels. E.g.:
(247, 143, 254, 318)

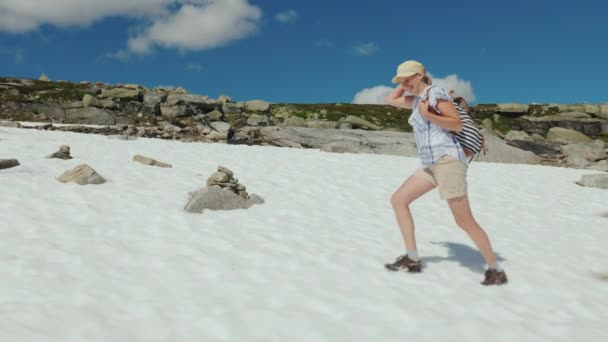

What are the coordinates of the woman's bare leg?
(390, 175, 436, 251)
(446, 195, 497, 265)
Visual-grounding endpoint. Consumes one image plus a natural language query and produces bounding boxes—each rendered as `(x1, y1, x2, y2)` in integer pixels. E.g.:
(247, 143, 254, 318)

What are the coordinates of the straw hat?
(391, 60, 425, 83)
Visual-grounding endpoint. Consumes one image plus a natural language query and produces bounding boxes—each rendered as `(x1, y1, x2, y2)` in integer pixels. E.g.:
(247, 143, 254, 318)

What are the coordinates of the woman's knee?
(390, 192, 411, 209)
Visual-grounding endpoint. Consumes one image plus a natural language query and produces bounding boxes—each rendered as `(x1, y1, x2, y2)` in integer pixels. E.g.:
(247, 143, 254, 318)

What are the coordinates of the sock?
(407, 249, 419, 261)
(488, 263, 502, 271)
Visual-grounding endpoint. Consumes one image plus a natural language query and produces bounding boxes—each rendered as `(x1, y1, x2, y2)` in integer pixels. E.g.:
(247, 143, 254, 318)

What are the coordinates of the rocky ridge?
(1, 76, 607, 171)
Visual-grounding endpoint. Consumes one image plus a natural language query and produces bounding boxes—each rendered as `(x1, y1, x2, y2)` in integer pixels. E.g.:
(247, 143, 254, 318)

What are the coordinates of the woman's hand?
(418, 100, 435, 120)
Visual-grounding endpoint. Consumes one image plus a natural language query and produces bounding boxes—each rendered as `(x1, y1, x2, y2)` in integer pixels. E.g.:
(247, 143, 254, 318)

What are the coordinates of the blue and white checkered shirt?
(408, 85, 466, 167)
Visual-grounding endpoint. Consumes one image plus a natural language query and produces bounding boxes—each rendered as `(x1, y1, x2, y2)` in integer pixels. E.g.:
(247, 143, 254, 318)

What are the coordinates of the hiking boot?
(481, 269, 508, 285)
(385, 254, 422, 272)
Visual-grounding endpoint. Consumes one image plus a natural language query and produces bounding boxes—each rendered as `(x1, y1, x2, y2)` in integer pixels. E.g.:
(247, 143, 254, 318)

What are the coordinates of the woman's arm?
(418, 99, 463, 132)
(385, 85, 414, 109)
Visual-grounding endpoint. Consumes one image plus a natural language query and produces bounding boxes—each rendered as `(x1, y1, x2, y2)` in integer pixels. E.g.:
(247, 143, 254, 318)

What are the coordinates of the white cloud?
(352, 85, 392, 104)
(354, 42, 378, 56)
(126, 1, 262, 55)
(352, 74, 475, 105)
(429, 73, 476, 102)
(0, 0, 177, 32)
(275, 9, 297, 23)
(0, 0, 262, 57)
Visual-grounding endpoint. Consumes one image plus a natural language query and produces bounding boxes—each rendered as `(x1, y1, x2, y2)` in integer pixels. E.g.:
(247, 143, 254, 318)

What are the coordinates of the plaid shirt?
(408, 85, 466, 167)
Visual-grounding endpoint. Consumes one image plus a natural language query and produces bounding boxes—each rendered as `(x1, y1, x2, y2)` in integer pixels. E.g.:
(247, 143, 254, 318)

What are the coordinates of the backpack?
(425, 88, 486, 162)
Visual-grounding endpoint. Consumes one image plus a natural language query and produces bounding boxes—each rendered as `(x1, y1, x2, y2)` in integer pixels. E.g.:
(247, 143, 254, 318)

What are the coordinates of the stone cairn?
(207, 165, 249, 199)
(184, 165, 263, 213)
(48, 145, 72, 159)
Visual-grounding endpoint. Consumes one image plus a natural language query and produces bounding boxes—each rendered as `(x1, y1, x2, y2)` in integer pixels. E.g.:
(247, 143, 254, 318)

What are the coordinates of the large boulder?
(247, 114, 270, 126)
(475, 130, 543, 164)
(98, 88, 142, 101)
(160, 105, 193, 119)
(245, 100, 271, 112)
(575, 174, 608, 189)
(82, 94, 101, 107)
(0, 159, 20, 170)
(340, 115, 381, 130)
(547, 127, 592, 144)
(497, 103, 529, 115)
(57, 164, 106, 185)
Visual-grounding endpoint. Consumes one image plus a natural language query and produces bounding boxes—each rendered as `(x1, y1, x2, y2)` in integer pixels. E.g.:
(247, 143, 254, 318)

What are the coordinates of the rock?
(320, 141, 367, 154)
(340, 115, 381, 130)
(185, 165, 263, 213)
(207, 109, 223, 121)
(475, 130, 543, 165)
(584, 104, 601, 116)
(562, 140, 606, 164)
(575, 174, 608, 189)
(82, 94, 101, 107)
(133, 155, 172, 168)
(39, 73, 50, 81)
(587, 160, 608, 172)
(0, 159, 20, 170)
(62, 101, 84, 110)
(520, 115, 604, 136)
(218, 165, 234, 177)
(100, 99, 118, 110)
(4, 89, 19, 96)
(245, 100, 271, 112)
(65, 107, 116, 125)
(598, 104, 608, 120)
(160, 105, 194, 119)
(166, 94, 217, 110)
(247, 114, 270, 126)
(0, 121, 21, 128)
(338, 122, 353, 130)
(184, 186, 262, 213)
(547, 127, 592, 144)
(143, 92, 167, 107)
(57, 164, 106, 185)
(98, 88, 142, 101)
(307, 120, 338, 129)
(159, 121, 182, 133)
(282, 116, 307, 127)
(222, 103, 243, 114)
(505, 130, 532, 141)
(47, 145, 72, 159)
(558, 111, 592, 119)
(218, 95, 231, 104)
(497, 103, 529, 114)
(481, 118, 493, 131)
(209, 121, 233, 140)
(175, 86, 188, 94)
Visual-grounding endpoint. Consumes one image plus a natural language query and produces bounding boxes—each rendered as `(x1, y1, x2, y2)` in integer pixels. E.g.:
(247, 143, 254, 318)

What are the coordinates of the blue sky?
(1, 0, 606, 105)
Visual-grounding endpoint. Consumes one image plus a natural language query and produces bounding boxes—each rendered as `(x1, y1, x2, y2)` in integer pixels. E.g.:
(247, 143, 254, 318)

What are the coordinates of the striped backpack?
(425, 88, 486, 161)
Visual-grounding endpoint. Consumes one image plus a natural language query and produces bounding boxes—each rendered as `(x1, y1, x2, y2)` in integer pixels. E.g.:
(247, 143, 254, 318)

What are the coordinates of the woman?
(383, 60, 507, 286)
